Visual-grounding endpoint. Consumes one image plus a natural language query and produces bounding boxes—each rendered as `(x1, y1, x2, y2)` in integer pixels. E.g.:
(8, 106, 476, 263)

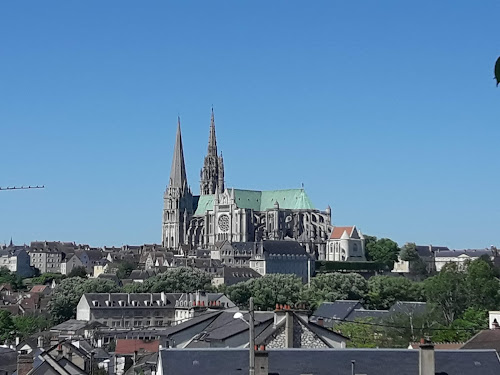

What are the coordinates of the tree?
(116, 261, 137, 279)
(13, 315, 50, 339)
(424, 263, 468, 325)
(48, 277, 121, 324)
(140, 268, 214, 293)
(305, 273, 368, 309)
(225, 274, 305, 310)
(400, 243, 428, 277)
(0, 267, 23, 290)
(68, 266, 88, 278)
(336, 318, 383, 348)
(464, 258, 500, 311)
(0, 310, 15, 342)
(432, 307, 488, 343)
(365, 237, 400, 269)
(366, 276, 424, 310)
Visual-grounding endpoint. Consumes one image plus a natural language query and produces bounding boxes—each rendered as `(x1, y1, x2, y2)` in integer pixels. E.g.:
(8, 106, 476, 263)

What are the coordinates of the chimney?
(419, 338, 435, 375)
(17, 352, 33, 375)
(316, 317, 324, 327)
(489, 311, 500, 329)
(255, 349, 269, 375)
(15, 337, 20, 346)
(37, 336, 44, 348)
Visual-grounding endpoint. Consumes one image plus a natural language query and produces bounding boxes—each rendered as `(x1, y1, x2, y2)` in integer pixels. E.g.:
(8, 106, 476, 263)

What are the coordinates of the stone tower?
(162, 117, 193, 249)
(200, 108, 224, 195)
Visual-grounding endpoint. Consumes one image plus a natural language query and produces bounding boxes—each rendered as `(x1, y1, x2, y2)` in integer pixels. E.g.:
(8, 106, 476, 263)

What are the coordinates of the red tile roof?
(30, 285, 48, 293)
(115, 339, 159, 355)
(329, 226, 355, 240)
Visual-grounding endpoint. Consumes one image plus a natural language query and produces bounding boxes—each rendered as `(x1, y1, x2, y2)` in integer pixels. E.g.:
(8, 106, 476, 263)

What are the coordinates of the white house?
(326, 226, 365, 261)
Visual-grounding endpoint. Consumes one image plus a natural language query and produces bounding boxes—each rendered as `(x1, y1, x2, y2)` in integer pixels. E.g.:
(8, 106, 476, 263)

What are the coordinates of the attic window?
(105, 301, 110, 307)
(119, 300, 125, 307)
(92, 301, 99, 307)
(156, 300, 162, 306)
(132, 301, 139, 306)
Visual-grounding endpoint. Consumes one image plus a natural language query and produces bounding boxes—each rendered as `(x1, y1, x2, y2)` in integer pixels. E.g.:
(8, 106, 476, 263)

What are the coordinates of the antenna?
(0, 185, 45, 191)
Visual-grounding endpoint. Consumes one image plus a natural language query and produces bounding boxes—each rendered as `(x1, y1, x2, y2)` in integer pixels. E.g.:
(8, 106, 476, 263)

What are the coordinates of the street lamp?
(233, 297, 255, 375)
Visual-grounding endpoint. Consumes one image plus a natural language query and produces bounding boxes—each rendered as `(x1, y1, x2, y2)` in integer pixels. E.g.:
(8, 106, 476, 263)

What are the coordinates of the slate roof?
(461, 329, 500, 352)
(261, 241, 308, 256)
(435, 249, 493, 258)
(312, 300, 363, 321)
(194, 188, 315, 215)
(415, 245, 450, 257)
(158, 348, 500, 375)
(215, 266, 261, 285)
(0, 346, 17, 375)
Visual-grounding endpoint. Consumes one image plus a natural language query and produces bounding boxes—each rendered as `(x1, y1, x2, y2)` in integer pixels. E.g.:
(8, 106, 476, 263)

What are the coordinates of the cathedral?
(162, 109, 333, 259)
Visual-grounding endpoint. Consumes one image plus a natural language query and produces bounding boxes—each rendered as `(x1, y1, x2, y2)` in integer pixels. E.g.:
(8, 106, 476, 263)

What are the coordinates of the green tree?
(0, 267, 23, 290)
(140, 268, 213, 293)
(305, 273, 368, 309)
(225, 274, 304, 310)
(13, 315, 51, 339)
(400, 243, 428, 277)
(464, 258, 500, 311)
(365, 237, 400, 269)
(48, 277, 121, 324)
(366, 276, 424, 310)
(116, 261, 137, 279)
(68, 266, 88, 278)
(0, 310, 15, 342)
(424, 263, 467, 325)
(336, 318, 384, 348)
(432, 307, 488, 343)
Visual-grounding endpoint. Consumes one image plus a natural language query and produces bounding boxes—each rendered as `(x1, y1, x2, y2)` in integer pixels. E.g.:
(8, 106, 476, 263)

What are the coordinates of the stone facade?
(326, 226, 366, 261)
(161, 111, 333, 260)
(266, 319, 329, 349)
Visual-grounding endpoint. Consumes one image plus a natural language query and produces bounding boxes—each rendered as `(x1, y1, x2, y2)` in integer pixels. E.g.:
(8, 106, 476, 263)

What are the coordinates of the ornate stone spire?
(200, 107, 224, 195)
(169, 117, 188, 190)
(207, 106, 217, 156)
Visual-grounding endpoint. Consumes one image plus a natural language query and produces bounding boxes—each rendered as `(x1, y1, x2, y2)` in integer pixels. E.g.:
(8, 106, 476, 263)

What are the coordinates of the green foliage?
(138, 268, 214, 293)
(399, 243, 428, 277)
(225, 274, 304, 310)
(336, 318, 384, 348)
(0, 310, 15, 342)
(464, 258, 500, 310)
(364, 237, 400, 269)
(13, 315, 51, 339)
(367, 276, 424, 310)
(305, 273, 368, 309)
(0, 267, 23, 290)
(432, 307, 488, 343)
(48, 277, 121, 324)
(28, 272, 65, 286)
(315, 261, 388, 273)
(68, 266, 88, 278)
(424, 263, 468, 325)
(116, 261, 138, 279)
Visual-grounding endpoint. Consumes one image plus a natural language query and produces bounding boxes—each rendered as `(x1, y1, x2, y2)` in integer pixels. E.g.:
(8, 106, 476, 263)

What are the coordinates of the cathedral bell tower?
(200, 108, 225, 195)
(162, 117, 193, 249)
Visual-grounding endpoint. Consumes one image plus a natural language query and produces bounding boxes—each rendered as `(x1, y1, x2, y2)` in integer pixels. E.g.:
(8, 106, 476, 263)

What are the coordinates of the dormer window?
(156, 300, 162, 306)
(105, 301, 110, 307)
(92, 301, 99, 307)
(119, 300, 125, 307)
(132, 300, 139, 307)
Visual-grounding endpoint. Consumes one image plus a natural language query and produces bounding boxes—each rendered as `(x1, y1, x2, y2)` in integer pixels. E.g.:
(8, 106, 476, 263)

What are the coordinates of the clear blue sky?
(1, 1, 499, 249)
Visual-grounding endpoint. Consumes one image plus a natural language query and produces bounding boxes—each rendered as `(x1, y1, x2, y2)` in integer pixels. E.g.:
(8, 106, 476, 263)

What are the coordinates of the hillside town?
(1, 112, 500, 375)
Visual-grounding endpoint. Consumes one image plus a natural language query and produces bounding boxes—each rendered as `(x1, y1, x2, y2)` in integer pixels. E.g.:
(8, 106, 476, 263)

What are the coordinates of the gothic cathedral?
(162, 109, 333, 259)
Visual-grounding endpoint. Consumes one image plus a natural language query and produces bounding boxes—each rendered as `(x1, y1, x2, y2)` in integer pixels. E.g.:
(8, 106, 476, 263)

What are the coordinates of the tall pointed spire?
(169, 117, 188, 190)
(208, 106, 217, 156)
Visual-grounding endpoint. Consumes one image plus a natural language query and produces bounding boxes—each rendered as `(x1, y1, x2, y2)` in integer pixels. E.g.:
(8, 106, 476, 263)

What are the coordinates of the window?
(124, 321, 130, 327)
(156, 320, 163, 326)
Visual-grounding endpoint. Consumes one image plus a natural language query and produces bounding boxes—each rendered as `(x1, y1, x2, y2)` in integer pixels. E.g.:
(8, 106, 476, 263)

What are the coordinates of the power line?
(313, 313, 481, 332)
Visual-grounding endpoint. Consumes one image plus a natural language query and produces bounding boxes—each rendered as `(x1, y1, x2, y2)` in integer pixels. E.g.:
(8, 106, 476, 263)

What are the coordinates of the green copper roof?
(193, 188, 315, 216)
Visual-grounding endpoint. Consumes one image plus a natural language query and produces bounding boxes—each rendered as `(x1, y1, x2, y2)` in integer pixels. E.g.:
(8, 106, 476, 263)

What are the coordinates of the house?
(29, 285, 51, 297)
(159, 305, 347, 349)
(249, 241, 313, 283)
(212, 266, 262, 286)
(393, 245, 449, 273)
(460, 311, 500, 353)
(76, 291, 236, 328)
(17, 350, 87, 375)
(0, 246, 34, 277)
(114, 339, 159, 375)
(156, 346, 500, 375)
(60, 253, 85, 276)
(326, 226, 366, 262)
(27, 248, 63, 274)
(435, 248, 495, 272)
